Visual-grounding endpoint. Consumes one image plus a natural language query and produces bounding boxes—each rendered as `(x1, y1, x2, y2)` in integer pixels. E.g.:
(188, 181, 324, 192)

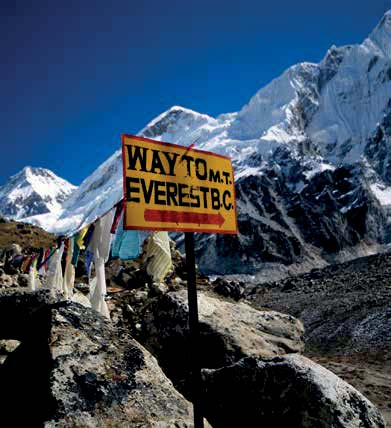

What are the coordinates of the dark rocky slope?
(246, 251, 391, 425)
(247, 252, 391, 354)
(193, 164, 386, 275)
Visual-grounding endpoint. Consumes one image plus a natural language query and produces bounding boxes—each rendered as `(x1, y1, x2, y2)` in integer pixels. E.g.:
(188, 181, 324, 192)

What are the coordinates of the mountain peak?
(15, 165, 35, 179)
(367, 10, 391, 56)
(19, 166, 51, 180)
(141, 105, 213, 131)
(0, 166, 76, 221)
(22, 165, 33, 174)
(139, 104, 217, 143)
(166, 105, 200, 115)
(378, 9, 391, 27)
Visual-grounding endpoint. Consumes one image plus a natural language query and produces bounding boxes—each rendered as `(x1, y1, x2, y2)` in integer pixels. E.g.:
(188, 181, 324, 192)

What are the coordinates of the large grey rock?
(0, 339, 21, 364)
(138, 289, 304, 394)
(0, 289, 209, 427)
(201, 354, 386, 428)
(0, 272, 19, 288)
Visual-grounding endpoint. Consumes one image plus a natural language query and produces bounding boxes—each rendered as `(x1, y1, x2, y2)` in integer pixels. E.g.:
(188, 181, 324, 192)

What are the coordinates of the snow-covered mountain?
(0, 167, 76, 221)
(4, 11, 391, 276)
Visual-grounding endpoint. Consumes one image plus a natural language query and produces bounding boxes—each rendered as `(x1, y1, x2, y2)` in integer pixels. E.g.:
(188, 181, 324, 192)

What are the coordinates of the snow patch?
(370, 182, 391, 206)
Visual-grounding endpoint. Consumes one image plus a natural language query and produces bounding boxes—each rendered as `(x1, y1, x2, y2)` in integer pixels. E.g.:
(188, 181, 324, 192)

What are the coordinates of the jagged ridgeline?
(2, 12, 391, 275)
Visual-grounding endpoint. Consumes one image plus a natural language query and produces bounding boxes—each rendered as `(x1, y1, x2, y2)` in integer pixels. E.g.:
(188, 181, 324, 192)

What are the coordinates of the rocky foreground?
(0, 215, 388, 427)
(0, 239, 388, 427)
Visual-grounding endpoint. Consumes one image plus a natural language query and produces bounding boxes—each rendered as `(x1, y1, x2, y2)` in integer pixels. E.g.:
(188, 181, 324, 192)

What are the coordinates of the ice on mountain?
(371, 182, 391, 206)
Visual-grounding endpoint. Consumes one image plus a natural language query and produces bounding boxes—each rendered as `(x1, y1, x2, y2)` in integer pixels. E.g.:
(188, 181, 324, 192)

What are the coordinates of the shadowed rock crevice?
(0, 300, 56, 427)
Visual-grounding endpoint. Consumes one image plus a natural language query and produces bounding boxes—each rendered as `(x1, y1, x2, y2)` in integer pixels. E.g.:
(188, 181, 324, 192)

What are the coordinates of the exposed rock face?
(287, 165, 385, 255)
(0, 289, 208, 427)
(201, 354, 386, 428)
(193, 171, 306, 274)
(137, 289, 304, 395)
(194, 164, 386, 275)
(365, 107, 391, 185)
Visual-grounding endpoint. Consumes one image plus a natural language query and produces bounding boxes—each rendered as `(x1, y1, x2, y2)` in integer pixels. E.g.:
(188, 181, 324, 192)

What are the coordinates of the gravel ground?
(246, 252, 391, 425)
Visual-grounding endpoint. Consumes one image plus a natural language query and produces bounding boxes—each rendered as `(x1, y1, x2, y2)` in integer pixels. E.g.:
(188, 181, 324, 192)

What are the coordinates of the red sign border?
(121, 134, 238, 234)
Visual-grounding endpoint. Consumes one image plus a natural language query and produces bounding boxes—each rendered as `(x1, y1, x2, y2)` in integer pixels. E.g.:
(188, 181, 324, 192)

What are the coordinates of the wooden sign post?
(121, 134, 238, 426)
(185, 231, 203, 427)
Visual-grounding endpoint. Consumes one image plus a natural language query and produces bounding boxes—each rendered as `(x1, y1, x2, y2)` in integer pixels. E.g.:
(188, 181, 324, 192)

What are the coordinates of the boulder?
(0, 289, 210, 427)
(201, 354, 386, 428)
(0, 272, 18, 288)
(212, 277, 245, 301)
(0, 339, 21, 364)
(138, 289, 304, 394)
(69, 289, 92, 308)
(0, 339, 20, 354)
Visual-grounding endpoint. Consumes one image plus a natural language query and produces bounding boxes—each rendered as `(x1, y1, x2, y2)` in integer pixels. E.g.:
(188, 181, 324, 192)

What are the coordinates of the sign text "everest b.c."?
(121, 134, 237, 234)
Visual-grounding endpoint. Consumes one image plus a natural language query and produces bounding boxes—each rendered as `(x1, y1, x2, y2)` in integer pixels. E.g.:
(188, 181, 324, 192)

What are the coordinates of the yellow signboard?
(121, 134, 238, 234)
